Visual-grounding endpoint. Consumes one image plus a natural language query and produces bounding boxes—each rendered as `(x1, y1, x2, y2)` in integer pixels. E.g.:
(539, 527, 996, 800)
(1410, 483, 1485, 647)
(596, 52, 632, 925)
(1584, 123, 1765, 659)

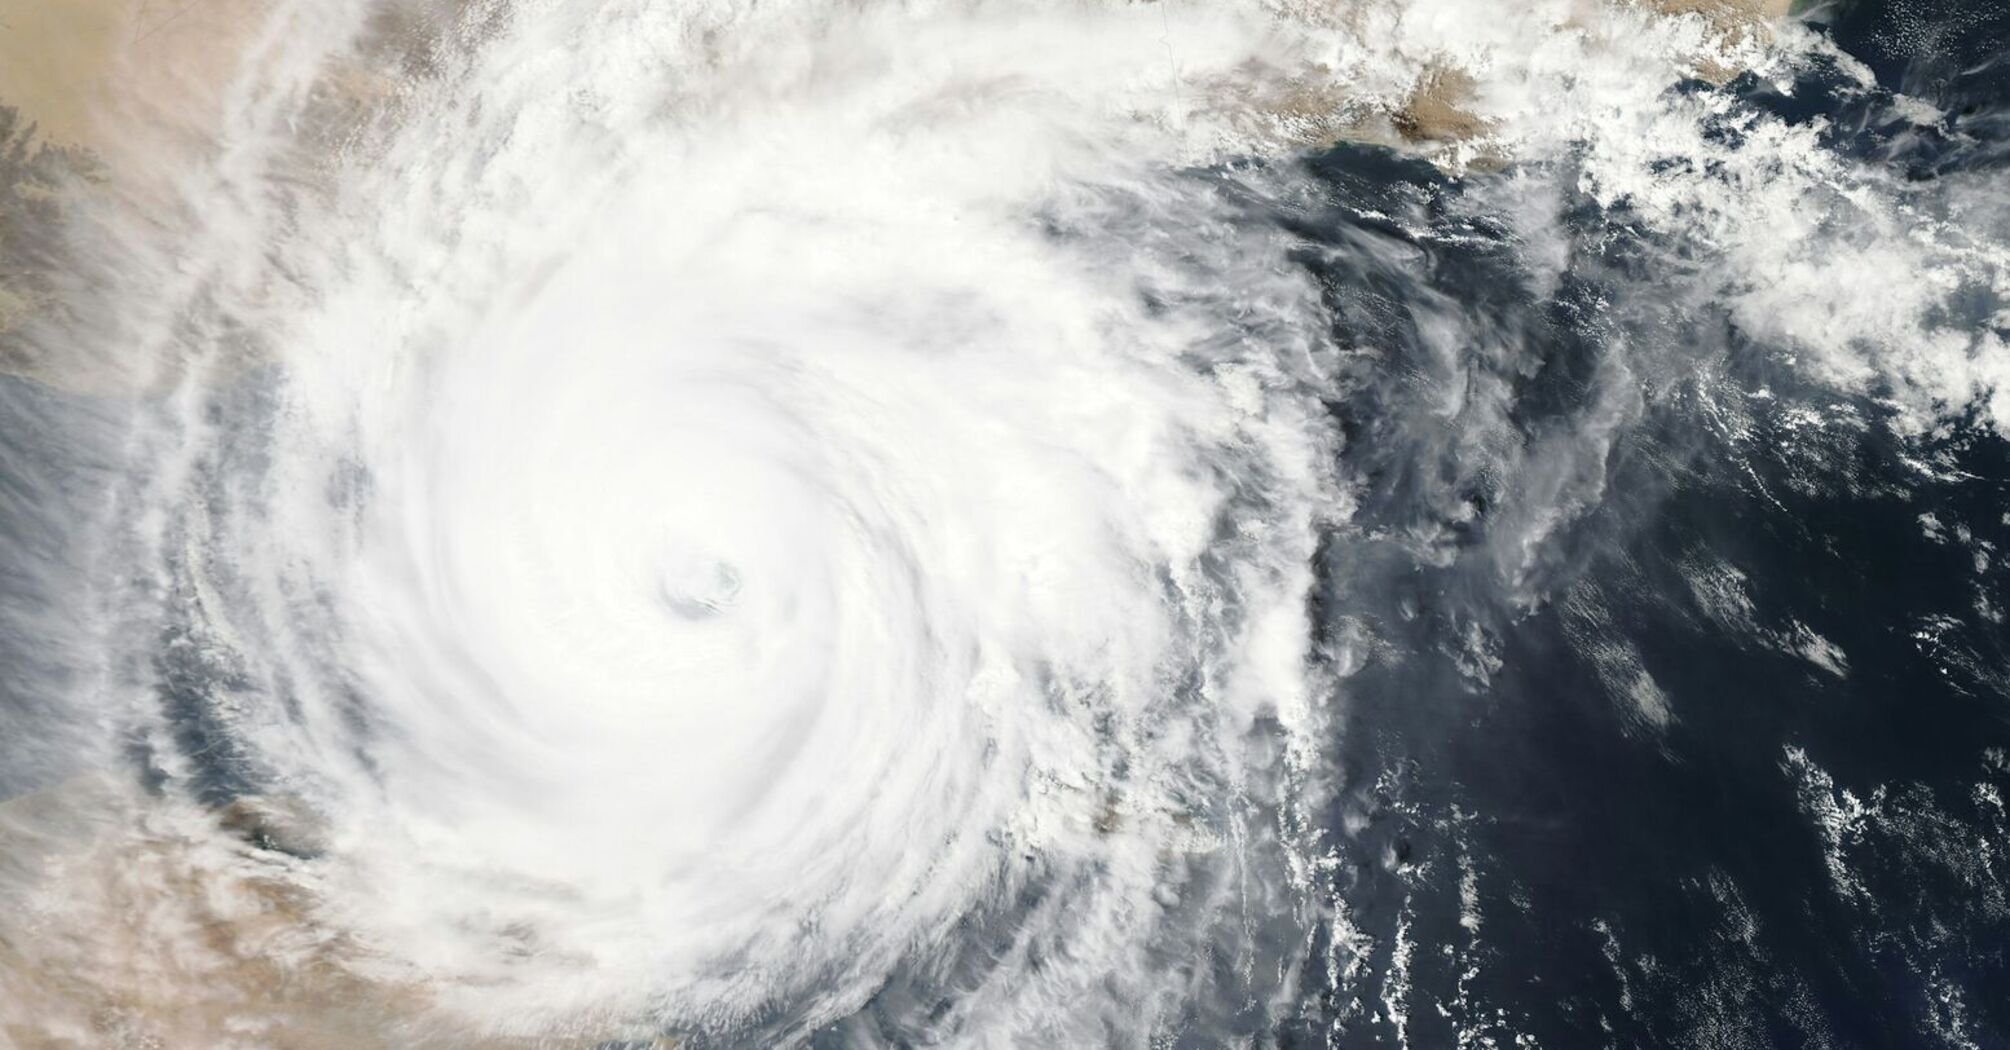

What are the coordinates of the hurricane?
(2, 0, 2008, 1047)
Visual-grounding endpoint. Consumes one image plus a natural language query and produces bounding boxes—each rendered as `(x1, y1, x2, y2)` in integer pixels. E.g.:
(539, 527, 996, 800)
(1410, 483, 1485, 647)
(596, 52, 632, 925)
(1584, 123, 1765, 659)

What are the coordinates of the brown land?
(0, 0, 462, 394)
(0, 0, 278, 393)
(0, 0, 275, 155)
(1656, 0, 1795, 24)
(0, 777, 679, 1048)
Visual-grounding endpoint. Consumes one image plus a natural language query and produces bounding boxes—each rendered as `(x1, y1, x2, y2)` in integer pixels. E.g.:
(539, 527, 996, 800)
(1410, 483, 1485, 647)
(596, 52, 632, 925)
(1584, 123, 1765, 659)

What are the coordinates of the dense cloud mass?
(1, 0, 2007, 1046)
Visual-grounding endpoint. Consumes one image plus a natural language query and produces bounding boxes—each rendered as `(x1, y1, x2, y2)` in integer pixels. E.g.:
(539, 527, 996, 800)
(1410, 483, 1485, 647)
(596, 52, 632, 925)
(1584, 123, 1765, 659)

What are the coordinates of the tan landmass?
(1391, 66, 1485, 144)
(1651, 0, 1796, 81)
(0, 776, 677, 1049)
(0, 0, 469, 395)
(0, 0, 274, 157)
(1210, 0, 1798, 166)
(0, 0, 278, 394)
(1656, 0, 1795, 25)
(0, 0, 127, 151)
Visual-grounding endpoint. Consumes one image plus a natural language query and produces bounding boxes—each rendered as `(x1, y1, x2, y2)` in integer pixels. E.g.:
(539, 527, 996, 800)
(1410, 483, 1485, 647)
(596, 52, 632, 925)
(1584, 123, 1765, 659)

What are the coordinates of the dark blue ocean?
(1283, 3, 2010, 1045)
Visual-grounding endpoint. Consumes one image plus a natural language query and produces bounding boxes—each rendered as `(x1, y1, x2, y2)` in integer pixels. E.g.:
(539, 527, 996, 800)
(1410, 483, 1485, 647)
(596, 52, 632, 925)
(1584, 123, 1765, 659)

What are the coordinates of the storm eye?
(657, 552, 743, 619)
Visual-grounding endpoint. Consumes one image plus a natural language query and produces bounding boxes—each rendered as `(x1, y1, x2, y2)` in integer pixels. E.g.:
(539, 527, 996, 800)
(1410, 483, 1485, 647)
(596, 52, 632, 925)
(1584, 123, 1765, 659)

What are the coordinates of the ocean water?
(1295, 7, 2010, 1044)
(0, 1, 2006, 1047)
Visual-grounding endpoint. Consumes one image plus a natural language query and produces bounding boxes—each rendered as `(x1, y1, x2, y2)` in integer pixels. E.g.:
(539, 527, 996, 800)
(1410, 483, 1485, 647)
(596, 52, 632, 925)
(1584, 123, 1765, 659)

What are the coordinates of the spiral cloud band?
(78, 0, 1345, 1042)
